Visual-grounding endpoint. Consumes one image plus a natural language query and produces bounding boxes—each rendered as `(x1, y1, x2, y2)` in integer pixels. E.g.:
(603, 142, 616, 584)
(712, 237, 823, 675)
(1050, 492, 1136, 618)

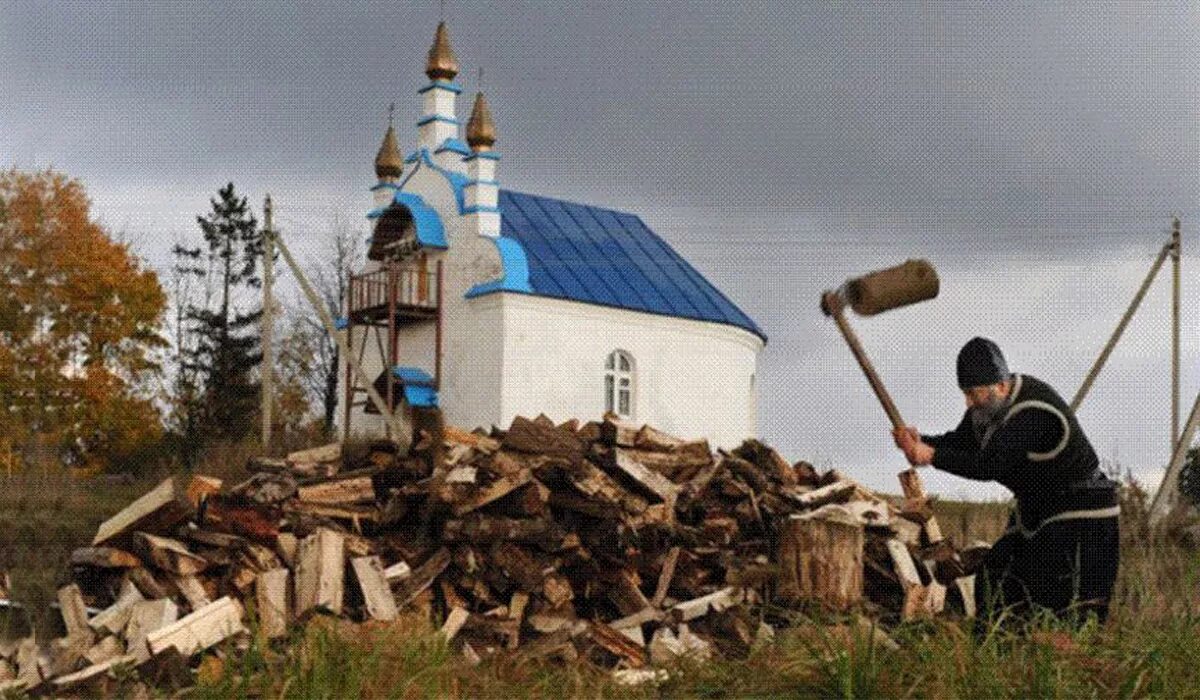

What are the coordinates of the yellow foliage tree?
(0, 169, 167, 471)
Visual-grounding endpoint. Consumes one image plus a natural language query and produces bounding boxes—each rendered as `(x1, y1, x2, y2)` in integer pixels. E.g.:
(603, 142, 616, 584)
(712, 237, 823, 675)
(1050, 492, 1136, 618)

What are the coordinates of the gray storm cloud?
(2, 1, 1197, 496)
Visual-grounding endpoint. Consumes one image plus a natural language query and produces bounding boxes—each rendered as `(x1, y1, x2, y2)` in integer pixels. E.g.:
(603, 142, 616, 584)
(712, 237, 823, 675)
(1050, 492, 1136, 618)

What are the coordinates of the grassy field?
(2, 458, 1198, 699)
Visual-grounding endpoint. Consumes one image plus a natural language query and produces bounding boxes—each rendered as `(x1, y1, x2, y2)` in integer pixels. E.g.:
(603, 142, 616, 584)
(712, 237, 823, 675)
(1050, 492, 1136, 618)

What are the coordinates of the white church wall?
(497, 292, 762, 448)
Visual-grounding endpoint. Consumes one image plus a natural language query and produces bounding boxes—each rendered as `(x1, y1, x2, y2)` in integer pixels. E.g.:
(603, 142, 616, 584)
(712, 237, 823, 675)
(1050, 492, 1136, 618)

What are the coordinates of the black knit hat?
(957, 337, 1010, 389)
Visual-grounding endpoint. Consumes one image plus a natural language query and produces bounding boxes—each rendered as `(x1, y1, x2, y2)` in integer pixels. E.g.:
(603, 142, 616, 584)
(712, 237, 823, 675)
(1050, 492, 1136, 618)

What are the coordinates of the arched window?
(604, 350, 635, 419)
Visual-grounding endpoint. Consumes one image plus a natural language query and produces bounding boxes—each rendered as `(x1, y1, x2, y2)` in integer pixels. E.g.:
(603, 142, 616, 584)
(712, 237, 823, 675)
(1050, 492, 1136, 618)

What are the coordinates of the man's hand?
(892, 426, 934, 467)
(892, 426, 920, 450)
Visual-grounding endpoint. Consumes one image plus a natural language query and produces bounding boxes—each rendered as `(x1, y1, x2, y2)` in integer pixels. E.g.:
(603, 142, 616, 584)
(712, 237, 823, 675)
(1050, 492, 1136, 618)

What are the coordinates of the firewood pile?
(0, 415, 984, 695)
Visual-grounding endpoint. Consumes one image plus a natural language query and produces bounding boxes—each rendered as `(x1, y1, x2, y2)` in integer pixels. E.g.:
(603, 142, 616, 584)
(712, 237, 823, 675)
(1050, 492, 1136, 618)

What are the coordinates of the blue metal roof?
(391, 366, 438, 408)
(468, 190, 765, 341)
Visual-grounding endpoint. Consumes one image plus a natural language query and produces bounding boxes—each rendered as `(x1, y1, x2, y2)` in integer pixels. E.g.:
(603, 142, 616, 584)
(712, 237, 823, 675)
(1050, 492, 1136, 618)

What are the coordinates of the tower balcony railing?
(347, 262, 441, 324)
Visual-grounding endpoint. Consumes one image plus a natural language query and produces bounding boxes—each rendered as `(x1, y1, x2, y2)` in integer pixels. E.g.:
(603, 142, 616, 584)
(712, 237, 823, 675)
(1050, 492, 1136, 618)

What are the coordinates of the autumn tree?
(173, 183, 264, 450)
(0, 169, 166, 471)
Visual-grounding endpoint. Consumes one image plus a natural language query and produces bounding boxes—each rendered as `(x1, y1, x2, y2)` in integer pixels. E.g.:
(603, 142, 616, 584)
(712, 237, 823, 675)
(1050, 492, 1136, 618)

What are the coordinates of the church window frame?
(604, 350, 635, 420)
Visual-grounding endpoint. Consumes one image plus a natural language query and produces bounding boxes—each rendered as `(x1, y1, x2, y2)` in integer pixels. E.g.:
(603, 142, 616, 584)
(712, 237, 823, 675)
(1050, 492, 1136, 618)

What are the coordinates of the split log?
(604, 448, 682, 508)
(440, 607, 469, 641)
(202, 495, 281, 543)
(297, 476, 376, 506)
(451, 470, 533, 516)
(671, 587, 747, 622)
(885, 539, 928, 621)
(174, 576, 212, 612)
(589, 621, 648, 668)
(14, 638, 40, 689)
(502, 417, 585, 462)
(383, 561, 412, 582)
(70, 547, 141, 569)
(145, 597, 246, 658)
(93, 478, 193, 547)
(185, 475, 223, 509)
(134, 533, 208, 576)
(56, 585, 91, 638)
(599, 416, 641, 447)
(444, 425, 500, 454)
(632, 424, 687, 451)
(776, 512, 864, 610)
(47, 632, 93, 677)
(604, 570, 651, 617)
(351, 557, 398, 622)
(50, 654, 137, 693)
(84, 636, 125, 666)
(732, 439, 797, 486)
(394, 548, 451, 609)
(255, 568, 289, 639)
(651, 547, 681, 608)
(124, 599, 180, 662)
(784, 480, 856, 509)
(295, 529, 345, 616)
(287, 443, 341, 466)
(897, 468, 943, 543)
(128, 567, 172, 600)
(89, 579, 145, 634)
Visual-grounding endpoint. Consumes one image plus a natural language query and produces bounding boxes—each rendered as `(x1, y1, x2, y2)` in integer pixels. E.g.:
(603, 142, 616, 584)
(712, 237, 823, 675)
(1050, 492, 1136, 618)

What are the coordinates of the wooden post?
(386, 265, 397, 441)
(343, 277, 355, 442)
(1172, 217, 1181, 451)
(261, 195, 275, 452)
(435, 259, 443, 389)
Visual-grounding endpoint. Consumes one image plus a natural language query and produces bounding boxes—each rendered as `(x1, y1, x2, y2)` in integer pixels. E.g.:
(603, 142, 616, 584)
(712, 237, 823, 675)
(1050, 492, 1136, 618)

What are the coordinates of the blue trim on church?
(465, 236, 533, 298)
(463, 151, 501, 162)
(365, 190, 448, 249)
(418, 80, 464, 95)
(417, 114, 460, 127)
(435, 138, 473, 156)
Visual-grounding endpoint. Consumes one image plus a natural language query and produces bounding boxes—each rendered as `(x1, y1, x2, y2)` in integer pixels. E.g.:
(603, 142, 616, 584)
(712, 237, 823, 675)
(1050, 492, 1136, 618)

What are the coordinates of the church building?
(338, 22, 766, 448)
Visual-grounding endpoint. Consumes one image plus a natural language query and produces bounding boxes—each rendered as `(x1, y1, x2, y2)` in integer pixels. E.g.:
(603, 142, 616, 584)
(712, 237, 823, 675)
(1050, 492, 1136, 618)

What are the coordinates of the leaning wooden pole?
(1172, 217, 1181, 452)
(1151, 387, 1200, 521)
(270, 225, 412, 452)
(1071, 241, 1173, 412)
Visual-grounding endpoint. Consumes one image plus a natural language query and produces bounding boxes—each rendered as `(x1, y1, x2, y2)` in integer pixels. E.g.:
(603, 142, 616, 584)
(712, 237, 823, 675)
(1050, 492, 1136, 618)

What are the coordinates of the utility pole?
(261, 195, 275, 452)
(1172, 216, 1181, 453)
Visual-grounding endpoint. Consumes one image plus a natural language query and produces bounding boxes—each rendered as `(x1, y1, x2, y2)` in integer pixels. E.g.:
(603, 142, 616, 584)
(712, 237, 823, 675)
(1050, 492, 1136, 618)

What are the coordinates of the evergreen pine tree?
(173, 183, 264, 445)
(1177, 446, 1200, 506)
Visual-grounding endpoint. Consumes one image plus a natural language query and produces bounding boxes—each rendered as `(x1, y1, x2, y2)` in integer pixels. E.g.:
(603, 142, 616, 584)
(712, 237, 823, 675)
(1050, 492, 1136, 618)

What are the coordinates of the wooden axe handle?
(823, 292, 905, 429)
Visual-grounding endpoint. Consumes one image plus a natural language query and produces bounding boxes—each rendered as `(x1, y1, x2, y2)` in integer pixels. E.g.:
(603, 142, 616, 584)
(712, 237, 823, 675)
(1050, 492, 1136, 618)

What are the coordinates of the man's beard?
(970, 396, 1007, 442)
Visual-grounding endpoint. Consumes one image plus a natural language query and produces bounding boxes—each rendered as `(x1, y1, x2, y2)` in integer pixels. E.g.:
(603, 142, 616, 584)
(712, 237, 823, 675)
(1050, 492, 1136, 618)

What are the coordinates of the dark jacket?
(920, 373, 1118, 531)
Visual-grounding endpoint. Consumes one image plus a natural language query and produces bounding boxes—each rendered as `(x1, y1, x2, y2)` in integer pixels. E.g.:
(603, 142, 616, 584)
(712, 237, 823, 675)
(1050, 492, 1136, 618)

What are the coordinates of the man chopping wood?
(892, 337, 1121, 622)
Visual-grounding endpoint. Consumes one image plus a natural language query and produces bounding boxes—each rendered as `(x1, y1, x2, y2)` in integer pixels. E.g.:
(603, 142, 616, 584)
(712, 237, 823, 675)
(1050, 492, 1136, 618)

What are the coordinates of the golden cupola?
(374, 106, 404, 180)
(465, 92, 497, 152)
(425, 22, 460, 81)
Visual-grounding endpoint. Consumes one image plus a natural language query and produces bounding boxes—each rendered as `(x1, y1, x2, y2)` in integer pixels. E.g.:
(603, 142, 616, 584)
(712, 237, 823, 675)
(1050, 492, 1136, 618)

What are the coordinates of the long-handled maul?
(821, 259, 944, 544)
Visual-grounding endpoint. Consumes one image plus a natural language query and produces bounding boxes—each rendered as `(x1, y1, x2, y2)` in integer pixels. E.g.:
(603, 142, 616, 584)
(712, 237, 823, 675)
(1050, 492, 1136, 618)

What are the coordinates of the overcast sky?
(3, 1, 1198, 498)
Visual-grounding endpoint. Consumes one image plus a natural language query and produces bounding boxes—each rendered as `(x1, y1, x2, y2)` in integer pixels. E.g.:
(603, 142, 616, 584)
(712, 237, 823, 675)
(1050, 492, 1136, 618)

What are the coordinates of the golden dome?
(374, 106, 403, 179)
(425, 22, 459, 81)
(466, 92, 496, 152)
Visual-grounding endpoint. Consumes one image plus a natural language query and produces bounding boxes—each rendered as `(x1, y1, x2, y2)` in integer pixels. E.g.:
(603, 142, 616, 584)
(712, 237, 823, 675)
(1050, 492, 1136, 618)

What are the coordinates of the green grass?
(2, 457, 1199, 698)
